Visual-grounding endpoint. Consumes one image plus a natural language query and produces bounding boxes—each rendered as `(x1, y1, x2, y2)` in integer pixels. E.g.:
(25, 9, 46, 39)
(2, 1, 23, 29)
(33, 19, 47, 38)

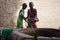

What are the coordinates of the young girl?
(17, 3, 27, 28)
(26, 2, 38, 29)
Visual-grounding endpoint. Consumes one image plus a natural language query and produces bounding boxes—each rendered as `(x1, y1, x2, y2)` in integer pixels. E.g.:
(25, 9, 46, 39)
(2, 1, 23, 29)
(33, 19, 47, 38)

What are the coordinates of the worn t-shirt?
(17, 9, 24, 28)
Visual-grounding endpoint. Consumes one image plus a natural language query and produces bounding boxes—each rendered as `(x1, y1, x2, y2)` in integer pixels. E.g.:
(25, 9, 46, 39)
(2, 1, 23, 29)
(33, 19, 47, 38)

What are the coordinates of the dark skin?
(22, 3, 27, 10)
(22, 3, 27, 20)
(26, 2, 38, 40)
(26, 2, 38, 28)
(17, 3, 27, 28)
(29, 2, 34, 10)
(30, 3, 37, 40)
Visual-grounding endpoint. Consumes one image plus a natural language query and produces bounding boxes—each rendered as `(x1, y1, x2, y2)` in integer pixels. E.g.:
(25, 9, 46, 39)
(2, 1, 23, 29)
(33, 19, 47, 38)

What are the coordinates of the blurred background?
(0, 0, 60, 29)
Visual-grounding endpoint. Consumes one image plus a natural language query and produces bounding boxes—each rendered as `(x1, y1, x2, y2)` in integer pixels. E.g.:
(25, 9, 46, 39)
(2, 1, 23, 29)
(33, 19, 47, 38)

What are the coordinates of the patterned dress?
(27, 9, 37, 28)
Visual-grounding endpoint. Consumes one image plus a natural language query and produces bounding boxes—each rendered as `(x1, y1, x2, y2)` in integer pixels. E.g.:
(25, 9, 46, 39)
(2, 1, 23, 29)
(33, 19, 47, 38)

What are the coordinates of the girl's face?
(29, 2, 34, 9)
(22, 3, 27, 9)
